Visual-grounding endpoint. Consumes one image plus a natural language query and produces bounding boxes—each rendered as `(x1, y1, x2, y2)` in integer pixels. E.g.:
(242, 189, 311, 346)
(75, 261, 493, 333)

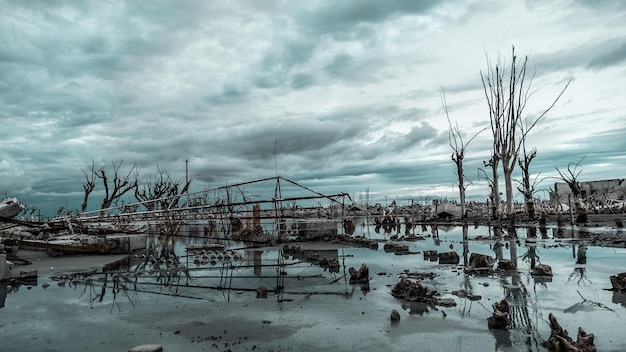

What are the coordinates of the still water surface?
(1, 219, 625, 351)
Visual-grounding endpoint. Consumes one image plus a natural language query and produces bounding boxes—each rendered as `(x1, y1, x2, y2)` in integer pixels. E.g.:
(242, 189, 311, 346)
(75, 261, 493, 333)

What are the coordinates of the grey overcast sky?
(1, 0, 625, 216)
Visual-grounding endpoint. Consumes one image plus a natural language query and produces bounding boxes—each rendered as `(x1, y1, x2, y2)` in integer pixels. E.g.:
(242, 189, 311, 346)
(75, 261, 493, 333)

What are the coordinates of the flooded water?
(1, 218, 625, 352)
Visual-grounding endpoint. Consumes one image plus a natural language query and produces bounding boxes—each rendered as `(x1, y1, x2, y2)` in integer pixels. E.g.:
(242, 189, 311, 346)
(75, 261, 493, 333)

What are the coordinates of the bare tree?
(516, 142, 539, 219)
(441, 88, 486, 219)
(80, 160, 98, 214)
(481, 46, 570, 218)
(555, 156, 588, 223)
(92, 160, 139, 216)
(478, 162, 499, 219)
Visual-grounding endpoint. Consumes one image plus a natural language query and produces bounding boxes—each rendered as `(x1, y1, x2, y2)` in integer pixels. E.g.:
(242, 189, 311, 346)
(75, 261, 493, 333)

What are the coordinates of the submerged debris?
(437, 251, 459, 265)
(487, 299, 511, 329)
(390, 309, 401, 322)
(348, 263, 369, 284)
(390, 277, 448, 307)
(256, 286, 268, 299)
(610, 272, 626, 291)
(544, 313, 596, 352)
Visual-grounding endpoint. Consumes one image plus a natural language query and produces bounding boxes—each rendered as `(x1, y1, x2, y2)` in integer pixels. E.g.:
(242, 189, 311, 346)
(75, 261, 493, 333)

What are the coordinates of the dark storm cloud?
(587, 42, 626, 69)
(1, 0, 624, 216)
(297, 0, 445, 36)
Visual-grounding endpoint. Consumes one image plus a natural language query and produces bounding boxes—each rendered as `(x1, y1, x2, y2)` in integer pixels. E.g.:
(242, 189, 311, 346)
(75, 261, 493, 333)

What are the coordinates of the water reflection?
(3, 219, 626, 351)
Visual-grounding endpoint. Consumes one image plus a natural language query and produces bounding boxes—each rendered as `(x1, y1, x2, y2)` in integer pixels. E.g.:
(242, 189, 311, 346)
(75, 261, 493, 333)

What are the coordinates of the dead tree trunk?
(80, 160, 97, 214)
(517, 144, 537, 219)
(482, 46, 569, 219)
(482, 156, 501, 220)
(441, 89, 485, 220)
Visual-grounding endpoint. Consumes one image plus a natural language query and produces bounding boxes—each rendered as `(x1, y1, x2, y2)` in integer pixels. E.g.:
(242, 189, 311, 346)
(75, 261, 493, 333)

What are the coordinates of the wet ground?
(1, 219, 625, 352)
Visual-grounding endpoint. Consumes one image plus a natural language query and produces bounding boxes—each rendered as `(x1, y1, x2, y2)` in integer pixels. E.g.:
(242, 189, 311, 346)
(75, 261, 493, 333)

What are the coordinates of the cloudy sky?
(1, 0, 625, 216)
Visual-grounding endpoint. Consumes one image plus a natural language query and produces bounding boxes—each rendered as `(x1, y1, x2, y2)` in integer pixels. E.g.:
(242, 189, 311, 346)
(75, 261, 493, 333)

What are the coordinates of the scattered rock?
(390, 277, 438, 304)
(438, 251, 459, 265)
(256, 286, 268, 298)
(544, 313, 596, 352)
(390, 309, 401, 321)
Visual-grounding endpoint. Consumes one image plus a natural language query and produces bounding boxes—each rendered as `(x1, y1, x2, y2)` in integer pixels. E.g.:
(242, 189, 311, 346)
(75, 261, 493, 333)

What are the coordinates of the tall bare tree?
(441, 88, 486, 219)
(481, 46, 569, 218)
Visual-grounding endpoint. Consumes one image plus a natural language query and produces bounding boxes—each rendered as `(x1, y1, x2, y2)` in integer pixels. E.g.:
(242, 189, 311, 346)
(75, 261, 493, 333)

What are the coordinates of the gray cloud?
(1, 0, 624, 216)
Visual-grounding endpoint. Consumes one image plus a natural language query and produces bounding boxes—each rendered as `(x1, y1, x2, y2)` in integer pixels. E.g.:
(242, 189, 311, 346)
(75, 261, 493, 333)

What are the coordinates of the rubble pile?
(390, 277, 450, 307)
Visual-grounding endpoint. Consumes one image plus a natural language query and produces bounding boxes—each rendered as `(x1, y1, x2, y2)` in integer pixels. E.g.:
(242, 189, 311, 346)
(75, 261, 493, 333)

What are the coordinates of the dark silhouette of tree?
(80, 160, 97, 214)
(91, 160, 139, 216)
(516, 141, 539, 219)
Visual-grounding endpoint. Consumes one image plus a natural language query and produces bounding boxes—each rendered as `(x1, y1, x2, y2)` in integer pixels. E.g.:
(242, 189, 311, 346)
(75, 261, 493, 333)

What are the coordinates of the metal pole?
(185, 159, 190, 207)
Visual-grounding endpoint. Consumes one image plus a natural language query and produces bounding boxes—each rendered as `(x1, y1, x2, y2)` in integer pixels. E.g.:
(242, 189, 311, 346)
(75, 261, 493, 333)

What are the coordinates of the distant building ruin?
(551, 178, 626, 206)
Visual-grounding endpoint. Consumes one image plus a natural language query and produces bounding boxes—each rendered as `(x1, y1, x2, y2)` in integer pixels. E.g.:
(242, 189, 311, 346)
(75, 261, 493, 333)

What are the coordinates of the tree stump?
(487, 299, 511, 329)
(390, 309, 401, 322)
(545, 313, 596, 352)
(349, 263, 370, 283)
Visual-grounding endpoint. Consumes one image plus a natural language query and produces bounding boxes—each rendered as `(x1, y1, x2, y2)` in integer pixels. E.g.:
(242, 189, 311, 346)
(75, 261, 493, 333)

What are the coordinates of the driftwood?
(544, 313, 596, 352)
